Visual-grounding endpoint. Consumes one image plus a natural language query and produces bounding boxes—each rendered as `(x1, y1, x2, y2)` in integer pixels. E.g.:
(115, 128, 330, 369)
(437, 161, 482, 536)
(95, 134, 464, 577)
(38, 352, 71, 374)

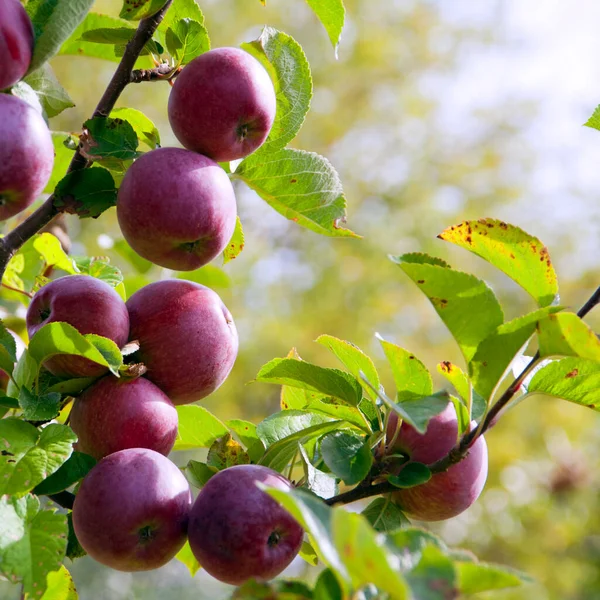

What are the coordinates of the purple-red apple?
(188, 464, 304, 585)
(0, 94, 53, 221)
(116, 147, 237, 271)
(26, 275, 130, 378)
(387, 403, 488, 521)
(72, 448, 191, 571)
(0, 0, 34, 91)
(168, 47, 277, 162)
(69, 375, 178, 460)
(126, 279, 238, 404)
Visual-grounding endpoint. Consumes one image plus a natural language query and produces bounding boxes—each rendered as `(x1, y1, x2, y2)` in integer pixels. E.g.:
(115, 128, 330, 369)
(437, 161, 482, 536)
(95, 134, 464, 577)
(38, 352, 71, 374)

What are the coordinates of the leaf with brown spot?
(537, 312, 600, 361)
(438, 219, 558, 307)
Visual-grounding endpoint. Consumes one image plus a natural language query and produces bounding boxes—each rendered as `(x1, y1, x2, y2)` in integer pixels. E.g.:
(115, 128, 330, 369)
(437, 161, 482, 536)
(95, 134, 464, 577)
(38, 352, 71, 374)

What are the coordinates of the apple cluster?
(0, 0, 55, 222)
(116, 46, 277, 271)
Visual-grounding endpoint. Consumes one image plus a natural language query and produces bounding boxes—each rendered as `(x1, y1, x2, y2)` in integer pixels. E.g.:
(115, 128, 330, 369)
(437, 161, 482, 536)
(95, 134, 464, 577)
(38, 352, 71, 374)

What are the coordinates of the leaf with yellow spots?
(0, 495, 68, 598)
(537, 312, 600, 360)
(41, 565, 78, 600)
(438, 219, 559, 308)
(207, 434, 251, 470)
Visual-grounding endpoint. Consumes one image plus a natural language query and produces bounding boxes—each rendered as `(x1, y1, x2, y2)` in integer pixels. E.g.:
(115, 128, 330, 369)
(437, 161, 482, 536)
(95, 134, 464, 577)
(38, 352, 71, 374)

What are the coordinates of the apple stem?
(326, 286, 600, 507)
(0, 0, 175, 280)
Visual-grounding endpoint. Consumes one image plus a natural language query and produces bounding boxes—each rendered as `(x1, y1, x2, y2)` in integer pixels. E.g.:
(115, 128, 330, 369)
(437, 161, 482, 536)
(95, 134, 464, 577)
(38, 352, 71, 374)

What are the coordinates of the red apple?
(387, 403, 488, 521)
(69, 375, 178, 460)
(126, 279, 238, 404)
(168, 47, 277, 162)
(0, 94, 53, 221)
(116, 147, 237, 271)
(26, 275, 130, 378)
(72, 448, 191, 571)
(0, 0, 34, 91)
(188, 464, 304, 585)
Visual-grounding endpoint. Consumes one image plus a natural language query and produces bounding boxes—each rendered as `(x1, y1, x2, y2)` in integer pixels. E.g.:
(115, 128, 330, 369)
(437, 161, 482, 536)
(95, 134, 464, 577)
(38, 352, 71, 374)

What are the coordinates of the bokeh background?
(3, 0, 600, 598)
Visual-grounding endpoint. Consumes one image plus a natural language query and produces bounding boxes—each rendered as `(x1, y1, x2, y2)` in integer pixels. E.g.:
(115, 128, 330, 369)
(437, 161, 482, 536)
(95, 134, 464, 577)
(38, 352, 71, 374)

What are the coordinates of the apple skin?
(168, 47, 277, 162)
(69, 375, 178, 460)
(0, 0, 34, 91)
(188, 464, 304, 585)
(26, 275, 130, 378)
(387, 403, 488, 521)
(72, 448, 191, 571)
(126, 279, 238, 405)
(0, 94, 53, 221)
(117, 147, 237, 271)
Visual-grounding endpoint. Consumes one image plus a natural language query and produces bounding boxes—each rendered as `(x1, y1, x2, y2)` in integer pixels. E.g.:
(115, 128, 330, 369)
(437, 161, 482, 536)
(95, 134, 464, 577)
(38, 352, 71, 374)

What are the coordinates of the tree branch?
(327, 285, 600, 507)
(0, 0, 174, 279)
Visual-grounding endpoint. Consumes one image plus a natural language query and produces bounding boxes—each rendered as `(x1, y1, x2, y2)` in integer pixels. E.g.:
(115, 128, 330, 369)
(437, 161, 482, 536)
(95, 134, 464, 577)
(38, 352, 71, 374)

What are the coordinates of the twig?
(0, 0, 174, 280)
(327, 283, 600, 506)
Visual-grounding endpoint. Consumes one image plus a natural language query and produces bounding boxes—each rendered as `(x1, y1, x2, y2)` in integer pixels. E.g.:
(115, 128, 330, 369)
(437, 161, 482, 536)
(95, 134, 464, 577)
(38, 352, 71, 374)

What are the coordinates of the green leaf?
(388, 462, 431, 488)
(332, 509, 410, 600)
(262, 486, 350, 590)
(26, 0, 95, 72)
(81, 117, 140, 167)
(316, 335, 380, 402)
(235, 148, 358, 238)
(159, 0, 205, 31)
(537, 312, 600, 360)
(299, 445, 337, 499)
(28, 322, 122, 375)
(320, 431, 372, 485)
(45, 133, 76, 194)
(378, 337, 433, 402)
(391, 253, 504, 362)
(0, 321, 18, 376)
(175, 541, 201, 577)
(41, 565, 78, 600)
(387, 527, 447, 567)
(207, 434, 250, 470)
(469, 307, 563, 401)
(257, 411, 344, 472)
(185, 460, 217, 488)
(242, 27, 312, 154)
(24, 64, 75, 118)
(456, 561, 532, 594)
(223, 217, 245, 264)
(226, 419, 259, 449)
(305, 0, 345, 56)
(66, 513, 86, 560)
(299, 540, 319, 566)
(0, 495, 68, 597)
(120, 0, 169, 20)
(33, 452, 96, 496)
(54, 168, 118, 219)
(256, 358, 363, 406)
(111, 107, 161, 150)
(0, 419, 76, 496)
(19, 387, 62, 422)
(362, 498, 409, 533)
(233, 580, 314, 599)
(3, 234, 76, 301)
(527, 357, 600, 408)
(9, 351, 39, 397)
(9, 81, 45, 116)
(72, 256, 123, 287)
(584, 104, 600, 131)
(59, 13, 135, 63)
(305, 397, 371, 433)
(438, 219, 559, 308)
(405, 544, 456, 600)
(175, 265, 231, 289)
(173, 405, 229, 451)
(165, 19, 210, 65)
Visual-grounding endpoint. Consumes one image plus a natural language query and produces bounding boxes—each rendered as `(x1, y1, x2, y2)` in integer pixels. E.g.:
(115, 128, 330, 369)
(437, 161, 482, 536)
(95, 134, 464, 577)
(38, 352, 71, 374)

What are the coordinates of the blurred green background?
(3, 0, 600, 598)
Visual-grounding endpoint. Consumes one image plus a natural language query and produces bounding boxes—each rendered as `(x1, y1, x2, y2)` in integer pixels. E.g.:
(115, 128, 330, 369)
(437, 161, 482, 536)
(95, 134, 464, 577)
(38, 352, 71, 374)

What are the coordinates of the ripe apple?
(72, 448, 191, 571)
(0, 94, 54, 221)
(188, 464, 304, 585)
(0, 0, 34, 91)
(69, 375, 178, 460)
(387, 403, 488, 521)
(168, 47, 277, 162)
(126, 279, 238, 404)
(26, 275, 130, 378)
(116, 147, 237, 271)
